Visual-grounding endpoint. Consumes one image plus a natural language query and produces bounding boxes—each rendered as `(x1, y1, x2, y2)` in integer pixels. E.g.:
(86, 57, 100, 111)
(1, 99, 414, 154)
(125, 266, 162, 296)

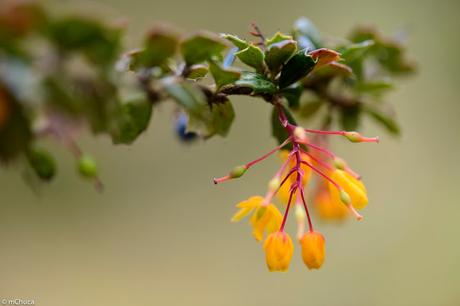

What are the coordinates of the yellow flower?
(314, 186, 348, 220)
(263, 231, 294, 272)
(231, 196, 283, 241)
(328, 169, 368, 210)
(299, 231, 325, 269)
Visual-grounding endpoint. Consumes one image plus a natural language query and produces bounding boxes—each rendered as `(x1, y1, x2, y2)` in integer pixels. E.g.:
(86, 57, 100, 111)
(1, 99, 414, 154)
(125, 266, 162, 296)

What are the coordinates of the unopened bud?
(339, 189, 351, 206)
(344, 131, 379, 143)
(230, 165, 248, 178)
(333, 157, 346, 170)
(344, 131, 362, 142)
(293, 126, 307, 142)
(295, 204, 305, 223)
(78, 155, 98, 178)
(268, 177, 280, 191)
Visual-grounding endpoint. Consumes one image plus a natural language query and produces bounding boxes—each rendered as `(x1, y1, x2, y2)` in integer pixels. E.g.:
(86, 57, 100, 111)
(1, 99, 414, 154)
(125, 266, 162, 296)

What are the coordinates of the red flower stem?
(299, 187, 313, 232)
(245, 138, 291, 169)
(300, 160, 341, 191)
(280, 185, 297, 232)
(302, 142, 336, 159)
(303, 129, 347, 136)
(301, 149, 334, 171)
(262, 153, 295, 205)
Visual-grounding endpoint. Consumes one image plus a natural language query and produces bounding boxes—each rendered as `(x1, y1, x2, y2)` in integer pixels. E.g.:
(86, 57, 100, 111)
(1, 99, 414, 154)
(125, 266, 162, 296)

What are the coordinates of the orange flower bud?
(263, 231, 294, 272)
(299, 231, 325, 269)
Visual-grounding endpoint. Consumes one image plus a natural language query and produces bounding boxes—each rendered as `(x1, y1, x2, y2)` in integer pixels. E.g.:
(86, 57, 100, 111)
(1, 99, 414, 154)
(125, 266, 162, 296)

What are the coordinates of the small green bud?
(295, 204, 305, 223)
(230, 165, 247, 178)
(27, 147, 56, 181)
(339, 189, 351, 206)
(268, 177, 280, 191)
(344, 131, 362, 143)
(78, 155, 98, 178)
(333, 157, 346, 170)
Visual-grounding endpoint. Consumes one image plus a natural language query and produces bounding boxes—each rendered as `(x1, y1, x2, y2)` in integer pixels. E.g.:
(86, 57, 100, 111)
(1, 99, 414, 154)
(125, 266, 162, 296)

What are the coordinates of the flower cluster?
(214, 102, 378, 271)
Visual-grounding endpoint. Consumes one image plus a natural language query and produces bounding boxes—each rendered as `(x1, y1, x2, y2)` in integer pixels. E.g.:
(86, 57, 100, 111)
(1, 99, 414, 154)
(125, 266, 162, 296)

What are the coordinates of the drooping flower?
(299, 231, 326, 270)
(231, 196, 283, 241)
(264, 231, 294, 272)
(214, 103, 378, 272)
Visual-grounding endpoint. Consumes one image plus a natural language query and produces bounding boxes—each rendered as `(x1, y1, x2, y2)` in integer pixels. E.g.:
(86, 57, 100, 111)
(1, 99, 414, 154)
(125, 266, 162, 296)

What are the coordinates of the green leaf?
(271, 105, 296, 147)
(45, 17, 122, 67)
(180, 32, 227, 65)
(234, 44, 265, 72)
(0, 87, 32, 162)
(233, 72, 277, 95)
(299, 100, 323, 119)
(279, 49, 316, 89)
(163, 78, 234, 137)
(339, 105, 361, 131)
(365, 105, 400, 135)
(186, 64, 208, 79)
(26, 147, 56, 181)
(292, 17, 322, 49)
(339, 40, 374, 63)
(222, 34, 248, 49)
(135, 27, 179, 68)
(281, 84, 302, 109)
(111, 95, 153, 145)
(265, 40, 297, 74)
(209, 61, 241, 89)
(188, 100, 235, 137)
(355, 80, 394, 95)
(266, 32, 293, 46)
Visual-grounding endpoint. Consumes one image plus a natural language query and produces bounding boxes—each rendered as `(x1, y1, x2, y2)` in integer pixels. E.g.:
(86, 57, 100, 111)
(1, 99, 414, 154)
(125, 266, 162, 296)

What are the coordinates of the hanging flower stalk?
(214, 99, 378, 271)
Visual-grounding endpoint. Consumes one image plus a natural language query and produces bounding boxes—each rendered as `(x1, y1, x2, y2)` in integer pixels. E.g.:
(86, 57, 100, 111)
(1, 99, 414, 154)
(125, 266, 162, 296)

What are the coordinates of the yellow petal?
(231, 207, 254, 222)
(330, 169, 368, 209)
(264, 231, 294, 272)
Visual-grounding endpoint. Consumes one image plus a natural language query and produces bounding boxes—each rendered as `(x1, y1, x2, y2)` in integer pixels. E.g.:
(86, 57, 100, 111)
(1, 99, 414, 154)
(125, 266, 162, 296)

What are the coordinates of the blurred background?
(1, 0, 459, 305)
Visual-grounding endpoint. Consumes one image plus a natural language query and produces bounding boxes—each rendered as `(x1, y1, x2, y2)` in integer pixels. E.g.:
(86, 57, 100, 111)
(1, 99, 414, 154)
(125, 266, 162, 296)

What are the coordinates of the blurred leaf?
(45, 17, 122, 68)
(299, 100, 322, 119)
(26, 147, 56, 181)
(209, 61, 241, 89)
(355, 80, 394, 95)
(279, 49, 316, 89)
(266, 32, 293, 46)
(365, 105, 400, 135)
(292, 17, 321, 50)
(111, 95, 153, 145)
(0, 86, 32, 162)
(163, 78, 233, 137)
(134, 27, 179, 68)
(339, 104, 361, 131)
(188, 100, 235, 137)
(180, 32, 227, 65)
(235, 44, 265, 72)
(186, 64, 208, 79)
(233, 72, 277, 95)
(265, 39, 297, 74)
(271, 105, 296, 146)
(339, 40, 374, 63)
(281, 84, 302, 109)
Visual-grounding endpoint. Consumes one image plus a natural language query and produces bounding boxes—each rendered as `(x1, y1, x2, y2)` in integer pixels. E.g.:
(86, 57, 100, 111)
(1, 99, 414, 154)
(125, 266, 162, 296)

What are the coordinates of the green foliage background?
(0, 0, 459, 305)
